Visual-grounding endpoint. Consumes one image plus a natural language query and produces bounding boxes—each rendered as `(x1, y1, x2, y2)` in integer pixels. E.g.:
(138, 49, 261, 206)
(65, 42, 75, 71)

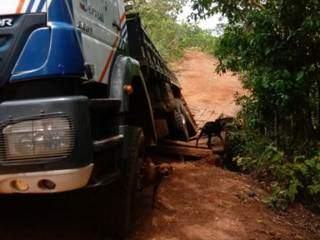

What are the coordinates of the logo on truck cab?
(79, 0, 104, 23)
(0, 18, 13, 28)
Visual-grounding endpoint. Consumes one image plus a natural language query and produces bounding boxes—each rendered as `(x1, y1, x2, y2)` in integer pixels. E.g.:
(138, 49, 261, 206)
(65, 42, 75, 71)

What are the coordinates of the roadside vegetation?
(126, 0, 217, 61)
(191, 0, 320, 211)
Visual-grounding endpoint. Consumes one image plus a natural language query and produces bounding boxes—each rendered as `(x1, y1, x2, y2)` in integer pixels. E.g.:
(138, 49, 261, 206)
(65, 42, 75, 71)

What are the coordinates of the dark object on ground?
(141, 158, 173, 207)
(196, 119, 227, 147)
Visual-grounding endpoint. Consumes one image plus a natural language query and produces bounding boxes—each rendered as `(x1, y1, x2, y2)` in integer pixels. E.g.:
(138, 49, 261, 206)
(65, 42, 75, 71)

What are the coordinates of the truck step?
(93, 134, 124, 153)
(90, 98, 121, 112)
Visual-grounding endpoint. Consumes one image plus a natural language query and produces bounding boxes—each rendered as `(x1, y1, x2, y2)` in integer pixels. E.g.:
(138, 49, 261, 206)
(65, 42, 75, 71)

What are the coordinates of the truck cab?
(0, 0, 135, 194)
(0, 0, 196, 236)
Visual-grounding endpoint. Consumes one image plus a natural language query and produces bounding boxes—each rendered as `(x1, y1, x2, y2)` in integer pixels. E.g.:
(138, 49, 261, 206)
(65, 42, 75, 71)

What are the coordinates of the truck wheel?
(173, 100, 189, 140)
(120, 127, 145, 235)
(174, 109, 189, 140)
(98, 127, 145, 239)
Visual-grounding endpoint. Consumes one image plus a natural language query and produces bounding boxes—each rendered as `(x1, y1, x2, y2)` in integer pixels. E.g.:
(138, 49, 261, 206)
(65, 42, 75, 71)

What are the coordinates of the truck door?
(72, 0, 122, 84)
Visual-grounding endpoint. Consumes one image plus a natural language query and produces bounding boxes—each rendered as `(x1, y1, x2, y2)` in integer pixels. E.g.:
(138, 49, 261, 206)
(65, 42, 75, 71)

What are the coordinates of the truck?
(0, 0, 196, 237)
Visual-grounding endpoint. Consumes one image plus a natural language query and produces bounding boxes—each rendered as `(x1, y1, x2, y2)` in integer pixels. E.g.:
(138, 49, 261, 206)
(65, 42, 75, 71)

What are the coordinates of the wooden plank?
(156, 143, 225, 158)
(161, 139, 207, 148)
(211, 146, 225, 154)
(156, 144, 214, 158)
(161, 138, 223, 149)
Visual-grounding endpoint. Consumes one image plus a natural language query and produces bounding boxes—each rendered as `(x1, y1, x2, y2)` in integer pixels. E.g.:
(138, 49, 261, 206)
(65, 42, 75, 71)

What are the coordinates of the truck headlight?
(3, 117, 74, 161)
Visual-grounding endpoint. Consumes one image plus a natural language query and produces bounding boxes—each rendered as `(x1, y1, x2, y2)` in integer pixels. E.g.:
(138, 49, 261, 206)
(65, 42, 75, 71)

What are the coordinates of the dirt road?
(131, 160, 320, 240)
(130, 50, 320, 240)
(0, 160, 318, 240)
(173, 49, 246, 121)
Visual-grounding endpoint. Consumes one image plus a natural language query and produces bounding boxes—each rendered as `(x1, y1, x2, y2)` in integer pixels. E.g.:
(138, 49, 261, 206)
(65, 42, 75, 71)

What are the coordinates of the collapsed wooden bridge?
(154, 105, 231, 163)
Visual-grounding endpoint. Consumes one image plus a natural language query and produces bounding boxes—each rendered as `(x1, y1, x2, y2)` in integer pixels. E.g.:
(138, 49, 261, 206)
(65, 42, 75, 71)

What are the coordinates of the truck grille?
(0, 14, 47, 87)
(0, 35, 10, 67)
(0, 35, 9, 46)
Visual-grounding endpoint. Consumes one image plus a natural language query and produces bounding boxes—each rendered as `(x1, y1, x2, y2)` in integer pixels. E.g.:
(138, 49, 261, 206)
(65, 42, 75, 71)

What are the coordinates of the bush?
(227, 122, 320, 211)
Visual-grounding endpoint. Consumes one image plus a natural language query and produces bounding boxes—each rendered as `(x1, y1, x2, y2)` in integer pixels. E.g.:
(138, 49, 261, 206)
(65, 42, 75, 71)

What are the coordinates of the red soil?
(174, 49, 246, 121)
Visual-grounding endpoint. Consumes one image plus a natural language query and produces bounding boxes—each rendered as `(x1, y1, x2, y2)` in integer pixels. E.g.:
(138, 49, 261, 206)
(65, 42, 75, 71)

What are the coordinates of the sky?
(177, 2, 227, 33)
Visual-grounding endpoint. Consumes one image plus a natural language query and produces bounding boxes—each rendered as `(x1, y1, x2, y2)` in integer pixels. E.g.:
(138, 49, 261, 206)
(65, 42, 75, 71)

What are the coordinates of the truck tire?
(119, 127, 145, 235)
(172, 100, 189, 140)
(97, 127, 145, 239)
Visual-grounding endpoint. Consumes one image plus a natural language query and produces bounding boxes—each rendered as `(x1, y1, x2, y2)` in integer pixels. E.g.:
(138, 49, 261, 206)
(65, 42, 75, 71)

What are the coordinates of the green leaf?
(296, 71, 304, 81)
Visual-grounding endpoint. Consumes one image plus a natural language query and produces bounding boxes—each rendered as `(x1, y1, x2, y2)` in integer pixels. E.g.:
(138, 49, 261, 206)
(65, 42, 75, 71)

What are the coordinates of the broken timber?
(156, 139, 225, 158)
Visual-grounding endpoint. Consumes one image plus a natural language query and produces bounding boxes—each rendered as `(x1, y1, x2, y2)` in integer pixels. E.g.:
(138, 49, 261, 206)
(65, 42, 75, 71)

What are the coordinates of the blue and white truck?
(0, 0, 197, 236)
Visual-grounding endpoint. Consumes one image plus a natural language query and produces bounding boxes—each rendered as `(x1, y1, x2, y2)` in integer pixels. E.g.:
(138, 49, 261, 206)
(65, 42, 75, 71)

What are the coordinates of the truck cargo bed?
(126, 13, 180, 88)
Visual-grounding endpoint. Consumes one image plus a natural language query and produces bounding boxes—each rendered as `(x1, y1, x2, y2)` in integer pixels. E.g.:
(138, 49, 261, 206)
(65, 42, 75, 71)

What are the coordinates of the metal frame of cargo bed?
(126, 13, 180, 88)
(126, 13, 198, 138)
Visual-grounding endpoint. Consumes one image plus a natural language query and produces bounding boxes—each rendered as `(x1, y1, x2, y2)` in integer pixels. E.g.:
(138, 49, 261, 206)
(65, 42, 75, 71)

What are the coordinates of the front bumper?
(0, 164, 94, 194)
